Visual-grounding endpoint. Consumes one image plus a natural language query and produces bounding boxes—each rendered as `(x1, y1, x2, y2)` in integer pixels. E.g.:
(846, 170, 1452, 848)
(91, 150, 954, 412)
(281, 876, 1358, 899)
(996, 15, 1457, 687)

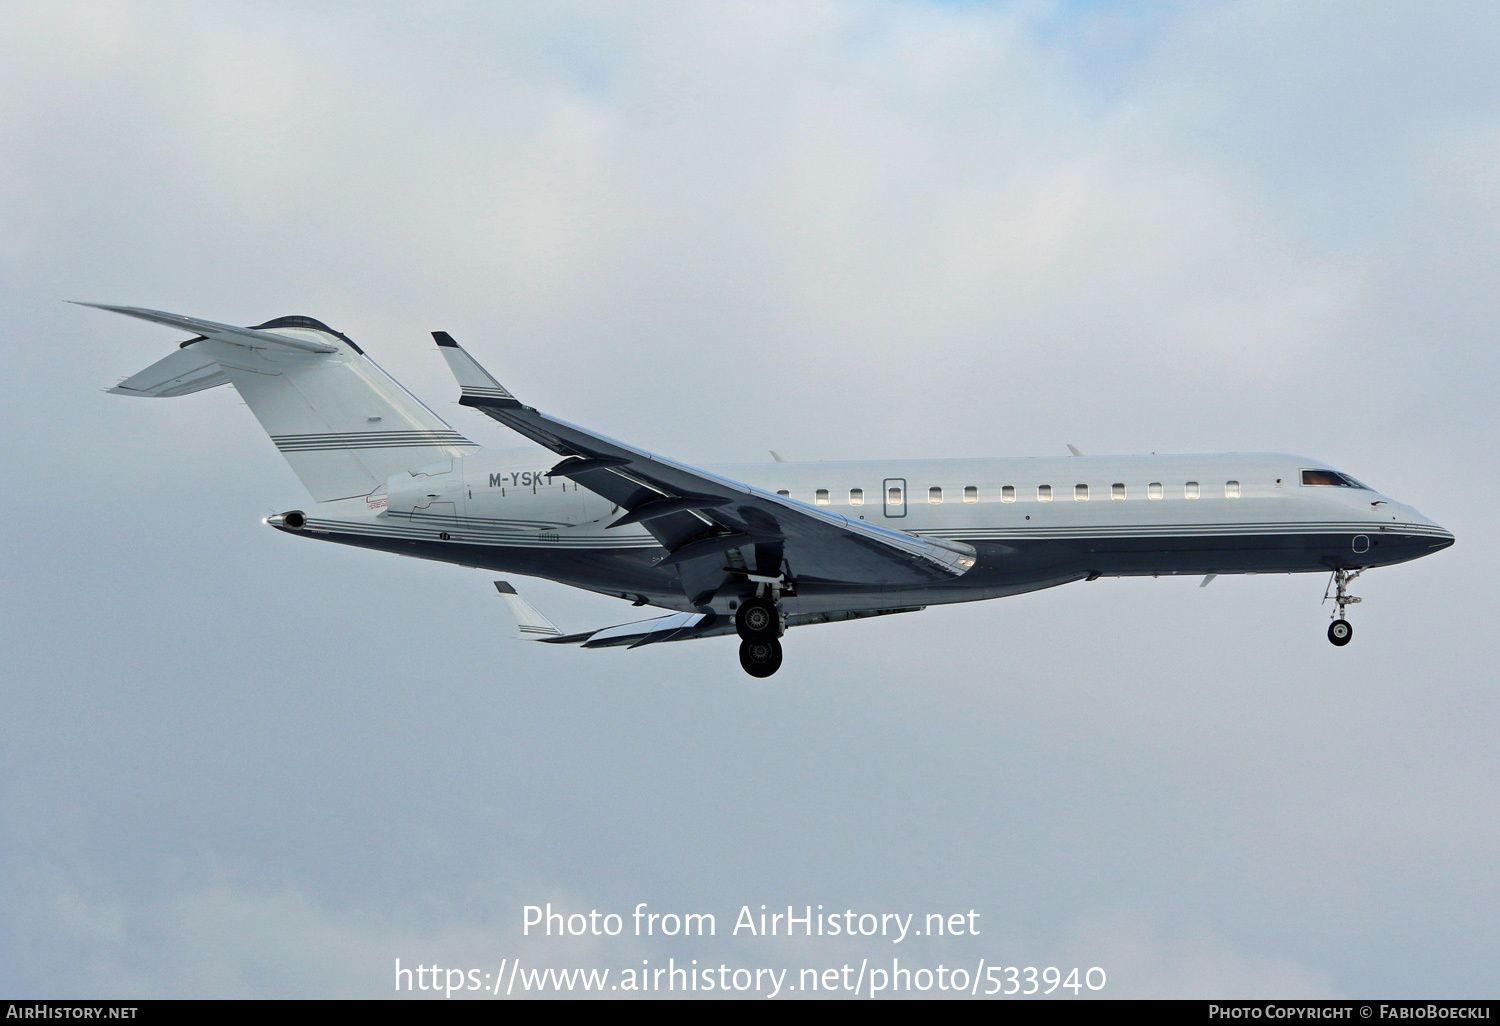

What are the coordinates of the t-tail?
(89, 303, 477, 501)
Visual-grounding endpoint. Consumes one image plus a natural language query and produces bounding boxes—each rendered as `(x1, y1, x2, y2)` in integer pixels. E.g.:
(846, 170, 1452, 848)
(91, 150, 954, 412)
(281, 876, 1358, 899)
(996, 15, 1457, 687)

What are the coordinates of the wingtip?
(432, 331, 459, 348)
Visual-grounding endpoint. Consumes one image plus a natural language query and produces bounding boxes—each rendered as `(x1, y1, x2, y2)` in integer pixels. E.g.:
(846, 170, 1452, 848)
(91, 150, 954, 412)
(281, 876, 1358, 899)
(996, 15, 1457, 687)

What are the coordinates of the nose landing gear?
(1323, 568, 1363, 647)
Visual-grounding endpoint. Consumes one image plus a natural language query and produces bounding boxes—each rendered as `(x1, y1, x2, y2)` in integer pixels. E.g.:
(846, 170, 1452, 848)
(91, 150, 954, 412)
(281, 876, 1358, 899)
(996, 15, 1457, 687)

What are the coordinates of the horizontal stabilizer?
(74, 302, 339, 353)
(108, 345, 229, 398)
(493, 581, 565, 640)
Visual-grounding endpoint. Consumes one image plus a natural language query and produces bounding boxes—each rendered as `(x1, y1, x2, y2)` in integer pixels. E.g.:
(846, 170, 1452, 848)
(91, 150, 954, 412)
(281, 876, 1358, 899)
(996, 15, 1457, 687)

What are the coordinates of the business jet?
(91, 303, 1454, 677)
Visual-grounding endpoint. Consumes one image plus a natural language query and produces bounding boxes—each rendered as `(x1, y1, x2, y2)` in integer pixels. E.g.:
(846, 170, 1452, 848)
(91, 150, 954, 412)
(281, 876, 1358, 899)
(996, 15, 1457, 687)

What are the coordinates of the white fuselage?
(284, 447, 1452, 615)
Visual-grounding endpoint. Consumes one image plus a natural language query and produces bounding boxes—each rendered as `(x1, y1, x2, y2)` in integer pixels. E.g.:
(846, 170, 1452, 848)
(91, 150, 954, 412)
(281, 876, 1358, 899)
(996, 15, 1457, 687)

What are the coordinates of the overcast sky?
(3, 0, 1498, 999)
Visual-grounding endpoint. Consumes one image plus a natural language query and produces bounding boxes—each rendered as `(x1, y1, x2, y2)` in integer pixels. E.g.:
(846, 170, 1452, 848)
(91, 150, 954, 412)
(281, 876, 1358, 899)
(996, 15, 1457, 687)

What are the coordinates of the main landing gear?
(1323, 568, 1363, 647)
(735, 595, 783, 677)
(738, 637, 783, 677)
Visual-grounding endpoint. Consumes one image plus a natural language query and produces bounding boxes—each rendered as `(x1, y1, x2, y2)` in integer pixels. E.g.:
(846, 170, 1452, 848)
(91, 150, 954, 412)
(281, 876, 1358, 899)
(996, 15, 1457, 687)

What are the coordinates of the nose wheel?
(1323, 569, 1363, 647)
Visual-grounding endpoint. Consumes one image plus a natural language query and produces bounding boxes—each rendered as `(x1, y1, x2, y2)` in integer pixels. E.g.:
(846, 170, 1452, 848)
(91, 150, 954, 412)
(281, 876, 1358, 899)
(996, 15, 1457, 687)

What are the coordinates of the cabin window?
(815, 488, 830, 506)
(1148, 482, 1163, 500)
(963, 485, 978, 503)
(1001, 485, 1016, 503)
(888, 485, 903, 504)
(1037, 485, 1053, 502)
(929, 486, 943, 504)
(1185, 481, 1200, 499)
(776, 489, 789, 497)
(849, 488, 864, 506)
(1075, 483, 1089, 501)
(1225, 480, 1241, 498)
(1111, 482, 1126, 500)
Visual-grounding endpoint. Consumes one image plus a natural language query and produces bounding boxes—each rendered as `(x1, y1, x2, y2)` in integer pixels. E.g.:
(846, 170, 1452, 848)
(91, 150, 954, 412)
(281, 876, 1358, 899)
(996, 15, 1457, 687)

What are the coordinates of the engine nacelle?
(385, 459, 464, 521)
(383, 452, 614, 532)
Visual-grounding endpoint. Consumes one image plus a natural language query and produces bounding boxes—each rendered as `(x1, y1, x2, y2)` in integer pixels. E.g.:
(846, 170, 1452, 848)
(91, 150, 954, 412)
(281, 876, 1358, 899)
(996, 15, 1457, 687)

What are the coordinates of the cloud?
(2, 0, 1497, 1001)
(1063, 913, 1340, 999)
(19, 875, 655, 998)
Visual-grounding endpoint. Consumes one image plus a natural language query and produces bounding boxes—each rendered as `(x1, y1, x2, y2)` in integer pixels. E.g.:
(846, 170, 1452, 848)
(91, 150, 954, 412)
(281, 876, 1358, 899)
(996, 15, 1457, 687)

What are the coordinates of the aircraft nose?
(1369, 498, 1454, 550)
(1394, 504, 1454, 550)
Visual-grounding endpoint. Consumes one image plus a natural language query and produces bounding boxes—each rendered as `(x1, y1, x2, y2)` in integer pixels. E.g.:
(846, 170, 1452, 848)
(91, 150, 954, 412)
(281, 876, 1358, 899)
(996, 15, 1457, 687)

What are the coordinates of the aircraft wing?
(492, 580, 926, 648)
(435, 333, 976, 605)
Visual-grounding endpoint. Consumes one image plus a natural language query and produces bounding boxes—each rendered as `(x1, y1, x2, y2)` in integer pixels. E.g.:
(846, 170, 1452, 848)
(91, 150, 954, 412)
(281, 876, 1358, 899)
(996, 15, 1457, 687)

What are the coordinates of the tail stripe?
(271, 430, 472, 452)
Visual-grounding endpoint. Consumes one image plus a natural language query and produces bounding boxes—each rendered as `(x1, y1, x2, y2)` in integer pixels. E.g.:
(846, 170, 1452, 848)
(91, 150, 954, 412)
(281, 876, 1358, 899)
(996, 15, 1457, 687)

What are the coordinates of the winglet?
(432, 332, 522, 407)
(493, 580, 565, 640)
(1066, 444, 1085, 457)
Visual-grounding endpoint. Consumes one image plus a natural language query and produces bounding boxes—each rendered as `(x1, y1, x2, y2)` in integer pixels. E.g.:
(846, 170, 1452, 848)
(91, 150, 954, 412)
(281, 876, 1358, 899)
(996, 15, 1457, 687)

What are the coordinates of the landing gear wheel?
(1328, 619, 1353, 647)
(735, 597, 779, 640)
(739, 638, 783, 677)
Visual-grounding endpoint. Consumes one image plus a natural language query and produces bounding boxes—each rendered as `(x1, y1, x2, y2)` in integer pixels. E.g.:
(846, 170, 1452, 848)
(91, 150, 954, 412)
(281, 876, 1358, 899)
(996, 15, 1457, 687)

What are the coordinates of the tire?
(1327, 619, 1353, 647)
(735, 598, 778, 640)
(739, 638, 783, 677)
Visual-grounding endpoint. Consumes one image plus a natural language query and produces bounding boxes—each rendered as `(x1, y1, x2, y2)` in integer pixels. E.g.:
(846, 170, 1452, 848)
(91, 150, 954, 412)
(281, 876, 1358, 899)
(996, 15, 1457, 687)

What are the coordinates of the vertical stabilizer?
(95, 305, 477, 500)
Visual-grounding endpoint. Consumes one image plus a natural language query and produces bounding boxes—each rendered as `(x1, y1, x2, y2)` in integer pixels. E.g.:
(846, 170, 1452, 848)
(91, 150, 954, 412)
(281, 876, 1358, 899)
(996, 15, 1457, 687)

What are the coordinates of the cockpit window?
(1301, 469, 1368, 489)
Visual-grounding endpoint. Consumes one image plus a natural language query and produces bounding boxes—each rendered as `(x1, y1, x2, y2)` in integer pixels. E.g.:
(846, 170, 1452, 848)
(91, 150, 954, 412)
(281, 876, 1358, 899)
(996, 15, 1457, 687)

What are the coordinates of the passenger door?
(883, 478, 907, 518)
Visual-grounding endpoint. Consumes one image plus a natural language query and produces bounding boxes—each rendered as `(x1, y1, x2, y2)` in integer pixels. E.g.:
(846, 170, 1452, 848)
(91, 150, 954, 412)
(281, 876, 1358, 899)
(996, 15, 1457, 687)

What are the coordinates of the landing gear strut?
(1323, 568, 1363, 647)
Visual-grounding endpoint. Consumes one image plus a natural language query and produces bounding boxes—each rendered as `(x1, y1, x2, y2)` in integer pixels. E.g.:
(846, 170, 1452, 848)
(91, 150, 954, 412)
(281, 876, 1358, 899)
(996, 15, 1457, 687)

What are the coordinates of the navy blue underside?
(277, 526, 1448, 604)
